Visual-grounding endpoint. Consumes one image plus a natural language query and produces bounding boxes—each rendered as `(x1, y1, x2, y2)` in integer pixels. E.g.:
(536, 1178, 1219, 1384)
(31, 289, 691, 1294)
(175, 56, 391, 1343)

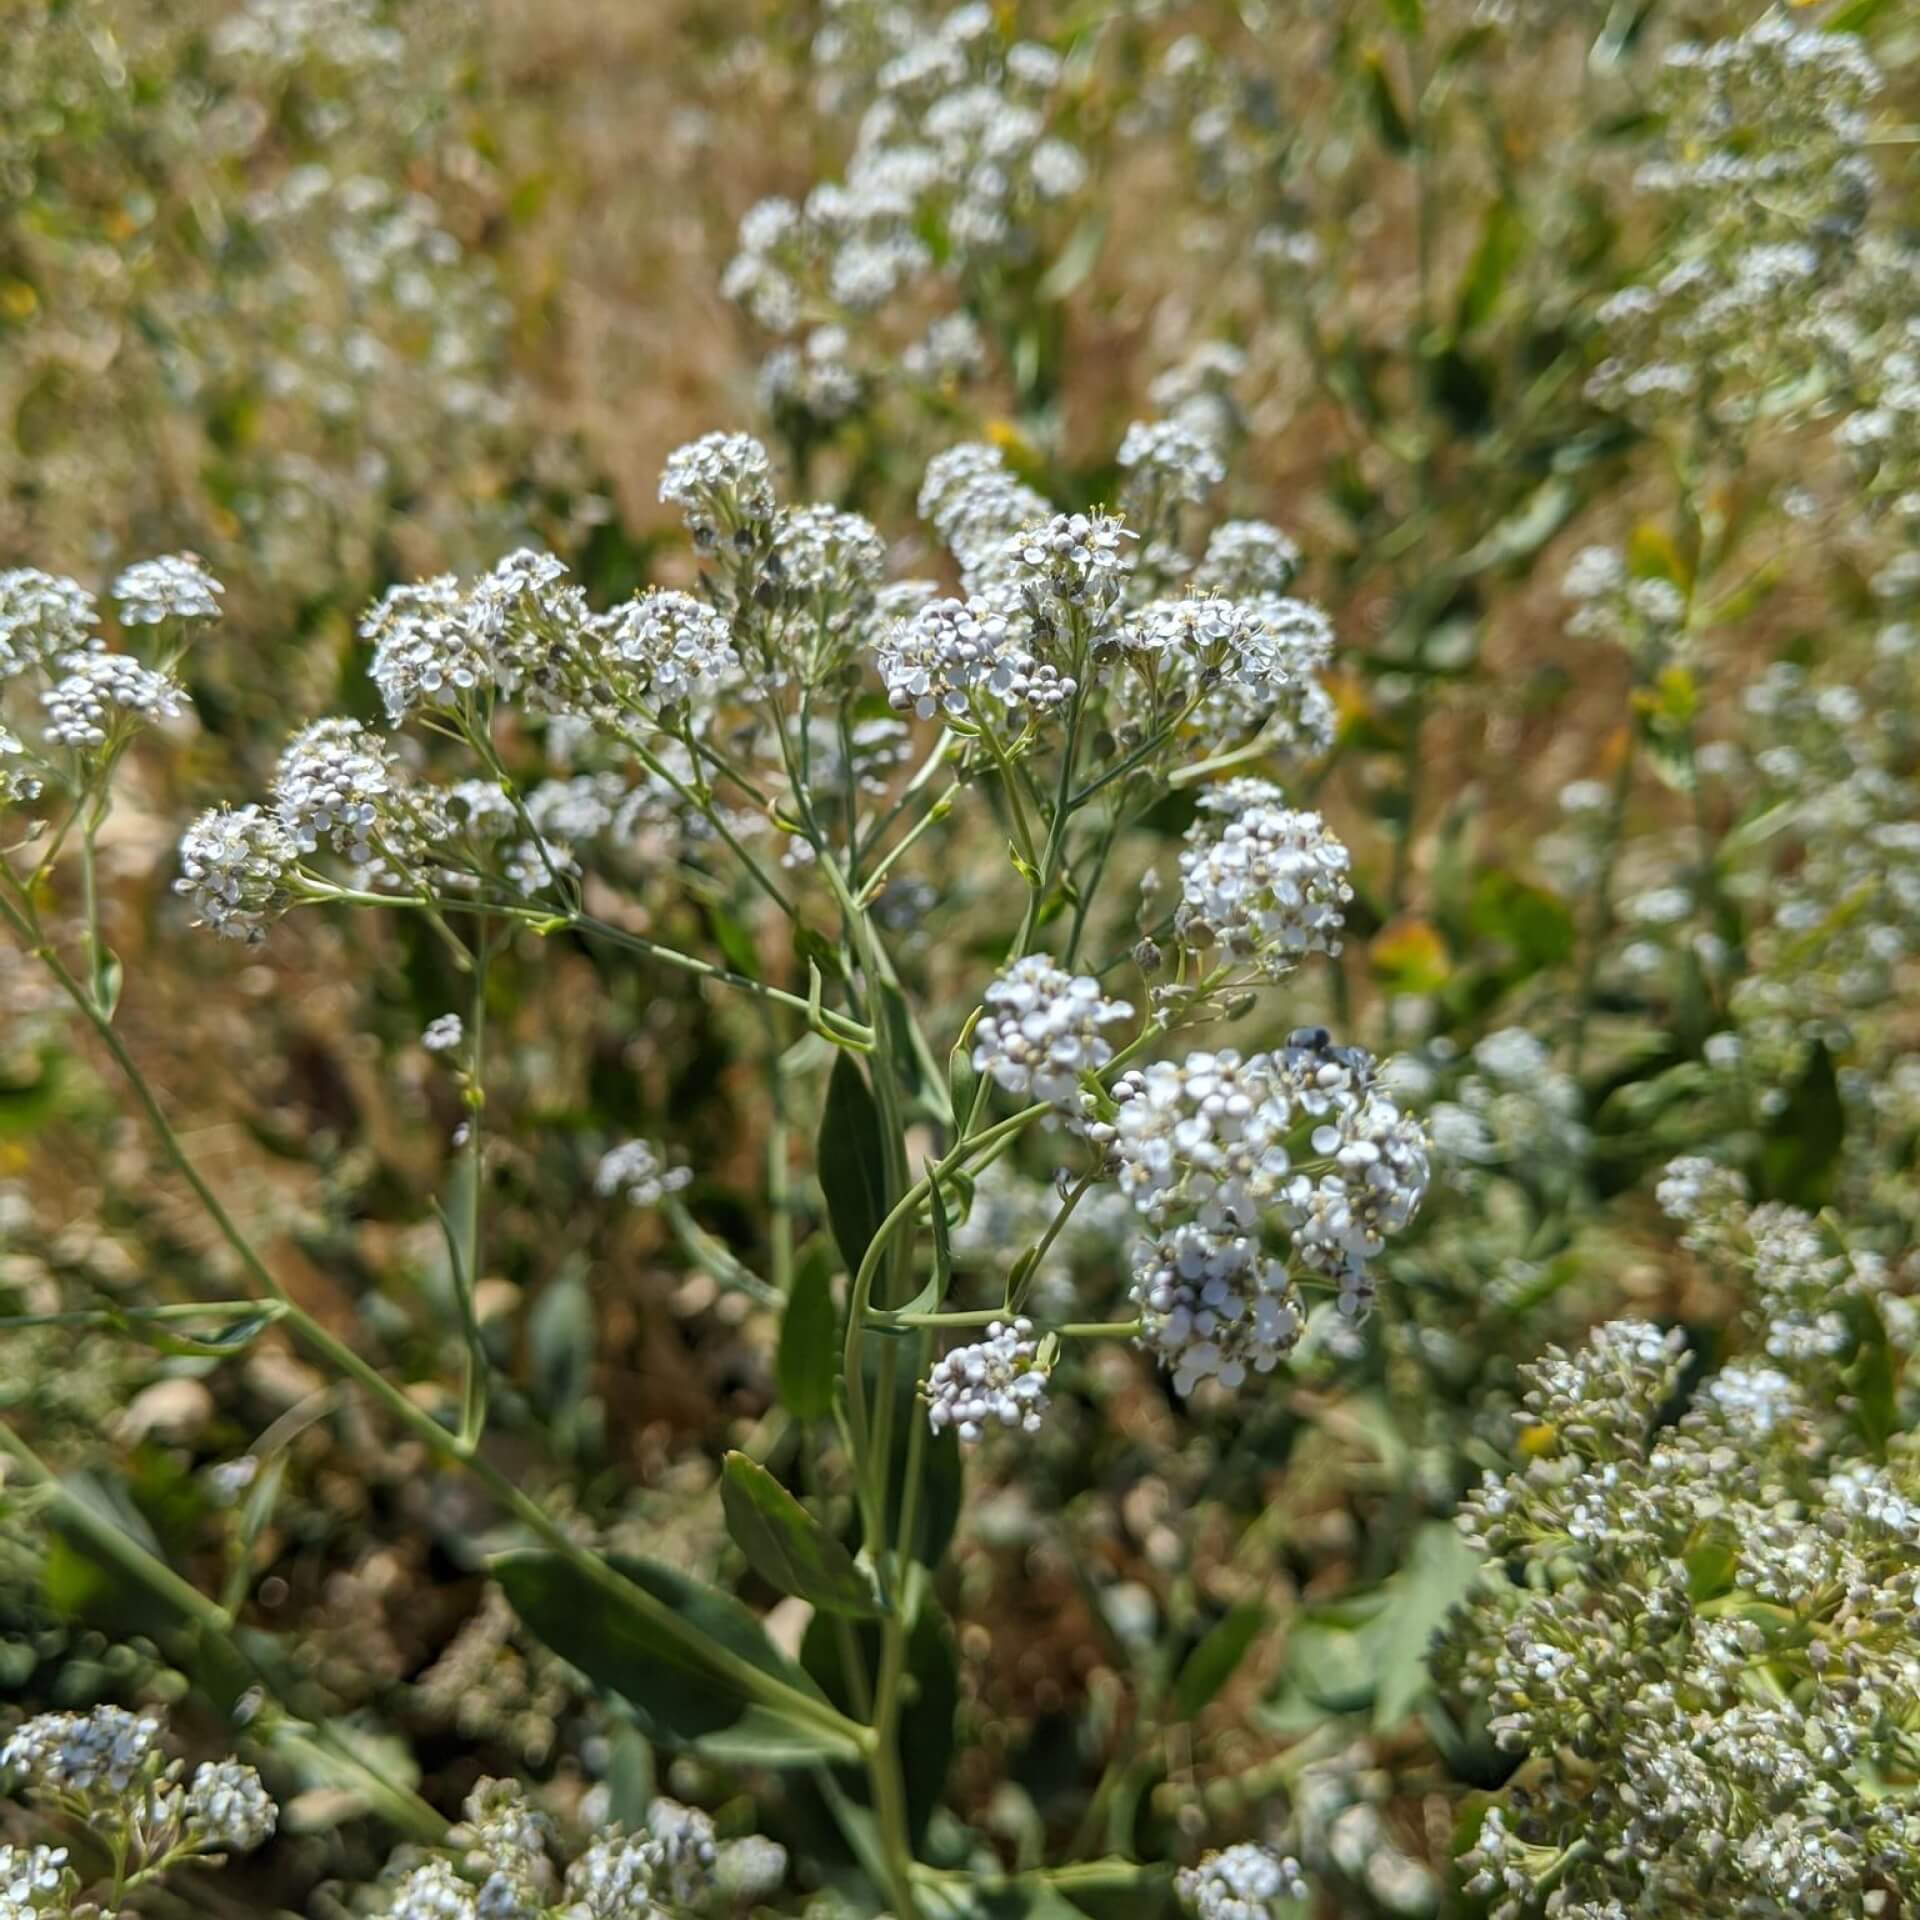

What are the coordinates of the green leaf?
(1361, 48, 1413, 151)
(95, 948, 123, 1023)
(1468, 869, 1576, 978)
(861, 1344, 962, 1567)
(1037, 211, 1107, 302)
(1371, 1522, 1484, 1728)
(802, 1599, 958, 1849)
(704, 903, 762, 981)
(1172, 1604, 1268, 1719)
(722, 1453, 881, 1618)
(1453, 475, 1580, 575)
(819, 1054, 887, 1277)
(123, 1307, 283, 1359)
(927, 1166, 954, 1289)
(1825, 0, 1895, 30)
(1844, 1294, 1897, 1456)
(777, 1242, 839, 1422)
(494, 1549, 861, 1767)
(1382, 0, 1424, 36)
(1455, 198, 1522, 336)
(1759, 1038, 1843, 1208)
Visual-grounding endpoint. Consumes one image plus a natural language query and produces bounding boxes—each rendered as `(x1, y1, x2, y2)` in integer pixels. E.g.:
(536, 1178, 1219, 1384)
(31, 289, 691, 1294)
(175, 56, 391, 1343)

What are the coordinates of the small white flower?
(660, 432, 777, 549)
(595, 1139, 692, 1210)
(603, 590, 742, 709)
(1117, 418, 1227, 508)
(1176, 1842, 1309, 1918)
(41, 652, 188, 749)
(176, 805, 299, 943)
(2, 1707, 163, 1795)
(925, 1318, 1050, 1443)
(1176, 784, 1351, 975)
(112, 553, 225, 626)
(422, 1014, 465, 1054)
(0, 568, 99, 678)
(972, 955, 1133, 1107)
(183, 1759, 277, 1852)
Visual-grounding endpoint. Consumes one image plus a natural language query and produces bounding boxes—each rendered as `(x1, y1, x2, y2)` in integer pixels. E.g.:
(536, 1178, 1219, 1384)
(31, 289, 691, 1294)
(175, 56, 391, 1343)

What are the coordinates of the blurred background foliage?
(3, 0, 1919, 1914)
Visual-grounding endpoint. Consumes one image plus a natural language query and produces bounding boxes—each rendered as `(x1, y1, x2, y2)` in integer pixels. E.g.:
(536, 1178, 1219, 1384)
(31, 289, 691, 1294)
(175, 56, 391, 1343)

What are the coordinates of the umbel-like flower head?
(175, 805, 298, 943)
(0, 568, 99, 677)
(660, 431, 777, 552)
(112, 552, 225, 626)
(972, 955, 1132, 1107)
(41, 652, 188, 751)
(602, 589, 742, 710)
(875, 593, 1075, 724)
(1176, 781, 1351, 975)
(1106, 1033, 1429, 1368)
(1177, 1843, 1309, 1919)
(925, 1318, 1050, 1442)
(1133, 1223, 1303, 1397)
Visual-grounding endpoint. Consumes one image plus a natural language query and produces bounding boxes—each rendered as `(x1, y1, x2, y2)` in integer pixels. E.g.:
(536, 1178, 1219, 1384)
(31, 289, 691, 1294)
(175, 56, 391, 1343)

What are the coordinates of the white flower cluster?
(1445, 1284, 1920, 1919)
(1191, 520, 1301, 599)
(971, 955, 1133, 1107)
(1131, 1224, 1302, 1398)
(875, 594, 1074, 725)
(722, 5, 1084, 420)
(0, 1843, 74, 1917)
(111, 553, 225, 627)
(918, 442, 1051, 591)
(659, 431, 778, 553)
(41, 651, 189, 751)
(602, 589, 743, 710)
(595, 1139, 693, 1210)
(925, 1317, 1050, 1443)
(1105, 1034, 1428, 1390)
(1416, 1027, 1589, 1179)
(1, 1709, 275, 1894)
(1589, 19, 1882, 423)
(1131, 594, 1335, 760)
(772, 504, 890, 626)
(1561, 544, 1687, 652)
(1175, 781, 1351, 976)
(273, 717, 403, 864)
(1000, 510, 1135, 642)
(422, 1013, 465, 1054)
(175, 805, 301, 943)
(2, 1706, 163, 1795)
(360, 549, 592, 726)
(385, 1783, 777, 1920)
(0, 568, 99, 679)
(1117, 417, 1227, 513)
(181, 1758, 279, 1853)
(1176, 1843, 1309, 1919)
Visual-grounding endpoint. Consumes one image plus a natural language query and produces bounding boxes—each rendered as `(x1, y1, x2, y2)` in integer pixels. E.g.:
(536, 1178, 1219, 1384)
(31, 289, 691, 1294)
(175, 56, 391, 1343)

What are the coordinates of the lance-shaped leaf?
(819, 1053, 887, 1276)
(722, 1453, 882, 1619)
(777, 1241, 839, 1421)
(494, 1549, 862, 1768)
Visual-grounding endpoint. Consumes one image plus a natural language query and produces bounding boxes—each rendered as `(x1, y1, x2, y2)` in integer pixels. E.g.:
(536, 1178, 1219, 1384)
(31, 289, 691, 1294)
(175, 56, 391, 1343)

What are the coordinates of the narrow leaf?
(777, 1242, 839, 1421)
(1173, 1604, 1268, 1719)
(722, 1453, 881, 1619)
(819, 1054, 887, 1277)
(494, 1549, 860, 1767)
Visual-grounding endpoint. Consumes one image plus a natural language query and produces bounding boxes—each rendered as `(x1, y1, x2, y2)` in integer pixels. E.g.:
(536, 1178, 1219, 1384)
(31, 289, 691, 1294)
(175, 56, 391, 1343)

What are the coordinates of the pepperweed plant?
(4, 4, 1920, 1919)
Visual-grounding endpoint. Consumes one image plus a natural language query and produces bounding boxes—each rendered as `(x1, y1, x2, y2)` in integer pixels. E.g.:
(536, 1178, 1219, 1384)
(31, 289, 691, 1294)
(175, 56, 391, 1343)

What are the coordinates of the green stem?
(0, 902, 871, 1760)
(303, 885, 873, 1048)
(0, 1300, 279, 1332)
(0, 1424, 447, 1843)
